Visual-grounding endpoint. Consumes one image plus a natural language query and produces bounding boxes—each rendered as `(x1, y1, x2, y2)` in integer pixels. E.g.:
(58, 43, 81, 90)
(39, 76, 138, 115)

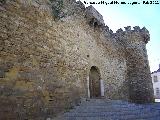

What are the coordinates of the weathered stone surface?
(0, 0, 154, 119)
(86, 5, 105, 26)
(55, 99, 160, 120)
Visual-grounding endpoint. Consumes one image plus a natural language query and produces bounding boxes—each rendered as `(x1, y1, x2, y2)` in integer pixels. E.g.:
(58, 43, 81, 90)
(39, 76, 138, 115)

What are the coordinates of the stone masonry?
(0, 0, 154, 119)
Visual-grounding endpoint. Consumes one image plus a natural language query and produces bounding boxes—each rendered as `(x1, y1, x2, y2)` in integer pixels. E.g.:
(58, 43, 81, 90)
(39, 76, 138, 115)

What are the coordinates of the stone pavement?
(53, 99, 160, 120)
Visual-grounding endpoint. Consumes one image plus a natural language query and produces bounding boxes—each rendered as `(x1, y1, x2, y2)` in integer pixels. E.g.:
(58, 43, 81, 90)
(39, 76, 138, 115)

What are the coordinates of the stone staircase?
(54, 99, 160, 120)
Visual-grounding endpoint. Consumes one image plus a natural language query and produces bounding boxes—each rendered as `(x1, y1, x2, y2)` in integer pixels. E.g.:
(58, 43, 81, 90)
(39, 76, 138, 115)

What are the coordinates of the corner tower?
(115, 26, 154, 103)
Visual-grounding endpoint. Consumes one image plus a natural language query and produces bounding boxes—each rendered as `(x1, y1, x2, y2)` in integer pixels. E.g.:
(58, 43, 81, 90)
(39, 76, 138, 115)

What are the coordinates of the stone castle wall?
(115, 26, 154, 103)
(0, 0, 154, 119)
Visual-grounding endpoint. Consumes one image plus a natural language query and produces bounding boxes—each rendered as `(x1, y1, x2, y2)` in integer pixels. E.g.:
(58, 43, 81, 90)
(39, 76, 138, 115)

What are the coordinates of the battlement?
(4, 0, 149, 45)
(115, 26, 149, 34)
(86, 5, 105, 26)
(48, 0, 150, 45)
(72, 2, 150, 44)
(114, 26, 150, 44)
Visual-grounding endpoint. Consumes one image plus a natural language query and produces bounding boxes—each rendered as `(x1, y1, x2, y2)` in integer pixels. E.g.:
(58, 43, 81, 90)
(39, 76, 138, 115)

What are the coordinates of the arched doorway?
(89, 66, 101, 98)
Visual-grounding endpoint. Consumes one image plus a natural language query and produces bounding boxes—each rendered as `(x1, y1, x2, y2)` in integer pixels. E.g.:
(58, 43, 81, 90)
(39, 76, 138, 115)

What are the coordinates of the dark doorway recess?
(89, 66, 101, 98)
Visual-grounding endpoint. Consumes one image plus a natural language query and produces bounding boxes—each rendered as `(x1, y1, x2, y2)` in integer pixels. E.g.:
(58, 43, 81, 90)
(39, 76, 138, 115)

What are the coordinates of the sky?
(77, 0, 160, 72)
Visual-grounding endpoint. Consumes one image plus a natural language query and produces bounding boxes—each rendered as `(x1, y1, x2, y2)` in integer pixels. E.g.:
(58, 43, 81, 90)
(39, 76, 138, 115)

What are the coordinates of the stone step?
(59, 116, 160, 120)
(64, 110, 159, 117)
(79, 100, 140, 108)
(65, 112, 159, 120)
(78, 104, 144, 110)
(53, 99, 160, 120)
(70, 103, 149, 109)
(68, 108, 153, 114)
(80, 99, 132, 105)
(70, 105, 145, 112)
(142, 104, 160, 110)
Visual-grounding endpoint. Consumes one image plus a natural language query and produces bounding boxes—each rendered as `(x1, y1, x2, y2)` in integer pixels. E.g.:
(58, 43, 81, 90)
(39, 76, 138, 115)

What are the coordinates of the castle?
(0, 0, 154, 119)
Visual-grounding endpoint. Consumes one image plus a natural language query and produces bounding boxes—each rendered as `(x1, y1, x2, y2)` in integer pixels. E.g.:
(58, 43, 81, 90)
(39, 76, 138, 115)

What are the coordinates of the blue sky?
(78, 0, 160, 72)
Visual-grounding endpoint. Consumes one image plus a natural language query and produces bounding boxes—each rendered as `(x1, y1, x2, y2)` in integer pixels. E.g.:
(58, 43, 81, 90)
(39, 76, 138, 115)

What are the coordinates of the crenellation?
(140, 27, 150, 44)
(140, 27, 149, 34)
(111, 33, 117, 39)
(109, 29, 113, 34)
(113, 26, 150, 45)
(133, 26, 141, 32)
(103, 25, 109, 32)
(124, 26, 131, 31)
(86, 5, 105, 26)
(116, 28, 123, 33)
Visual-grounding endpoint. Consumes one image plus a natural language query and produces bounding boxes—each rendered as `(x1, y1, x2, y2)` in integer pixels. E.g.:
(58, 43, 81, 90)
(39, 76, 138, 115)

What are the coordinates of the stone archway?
(89, 66, 101, 98)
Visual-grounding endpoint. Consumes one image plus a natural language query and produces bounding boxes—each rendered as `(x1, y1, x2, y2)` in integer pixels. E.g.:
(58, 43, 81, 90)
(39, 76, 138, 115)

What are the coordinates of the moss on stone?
(50, 0, 64, 20)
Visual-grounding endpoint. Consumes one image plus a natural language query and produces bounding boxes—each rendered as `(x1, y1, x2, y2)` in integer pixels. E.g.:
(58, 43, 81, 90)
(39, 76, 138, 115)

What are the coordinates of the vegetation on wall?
(49, 0, 64, 20)
(0, 0, 7, 4)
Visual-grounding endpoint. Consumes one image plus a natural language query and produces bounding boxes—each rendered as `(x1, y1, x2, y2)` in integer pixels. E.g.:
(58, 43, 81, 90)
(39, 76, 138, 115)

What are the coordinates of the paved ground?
(53, 99, 160, 120)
